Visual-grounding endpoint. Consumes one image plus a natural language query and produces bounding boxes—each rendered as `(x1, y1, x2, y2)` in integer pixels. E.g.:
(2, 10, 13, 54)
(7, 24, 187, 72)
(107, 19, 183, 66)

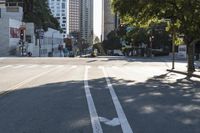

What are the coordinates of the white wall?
(9, 19, 22, 47)
(41, 28, 64, 57)
(25, 23, 39, 57)
(0, 6, 23, 56)
(0, 7, 9, 56)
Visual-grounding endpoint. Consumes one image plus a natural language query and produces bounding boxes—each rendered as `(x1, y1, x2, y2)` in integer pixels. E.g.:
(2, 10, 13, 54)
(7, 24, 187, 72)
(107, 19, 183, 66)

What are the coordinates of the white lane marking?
(84, 66, 103, 133)
(0, 65, 12, 70)
(7, 66, 64, 91)
(99, 66, 133, 133)
(28, 65, 38, 68)
(99, 117, 120, 127)
(111, 66, 119, 69)
(13, 65, 25, 69)
(71, 65, 77, 69)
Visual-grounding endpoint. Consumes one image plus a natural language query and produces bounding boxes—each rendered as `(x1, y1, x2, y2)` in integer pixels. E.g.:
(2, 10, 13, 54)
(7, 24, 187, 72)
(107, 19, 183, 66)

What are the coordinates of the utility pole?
(52, 31, 57, 57)
(171, 19, 176, 70)
(164, 18, 176, 70)
(172, 29, 175, 69)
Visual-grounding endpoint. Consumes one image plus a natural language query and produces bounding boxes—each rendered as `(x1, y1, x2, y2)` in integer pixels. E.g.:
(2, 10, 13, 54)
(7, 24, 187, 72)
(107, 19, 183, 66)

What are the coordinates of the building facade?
(48, 0, 68, 38)
(80, 0, 93, 44)
(68, 0, 80, 40)
(0, 3, 23, 56)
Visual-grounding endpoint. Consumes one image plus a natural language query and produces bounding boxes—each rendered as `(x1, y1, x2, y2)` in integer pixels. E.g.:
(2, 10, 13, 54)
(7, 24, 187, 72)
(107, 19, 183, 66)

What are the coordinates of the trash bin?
(48, 52, 53, 57)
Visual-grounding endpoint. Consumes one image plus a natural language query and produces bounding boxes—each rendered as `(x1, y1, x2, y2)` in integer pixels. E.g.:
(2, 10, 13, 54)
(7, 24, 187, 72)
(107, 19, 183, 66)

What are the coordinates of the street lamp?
(52, 31, 57, 57)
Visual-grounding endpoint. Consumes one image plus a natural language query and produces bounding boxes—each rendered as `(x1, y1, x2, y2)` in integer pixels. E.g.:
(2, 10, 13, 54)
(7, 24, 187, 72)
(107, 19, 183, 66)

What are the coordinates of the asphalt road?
(0, 57, 200, 133)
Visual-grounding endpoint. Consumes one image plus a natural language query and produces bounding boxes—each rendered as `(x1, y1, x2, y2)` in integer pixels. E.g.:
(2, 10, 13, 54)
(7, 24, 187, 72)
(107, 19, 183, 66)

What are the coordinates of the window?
(62, 3, 65, 8)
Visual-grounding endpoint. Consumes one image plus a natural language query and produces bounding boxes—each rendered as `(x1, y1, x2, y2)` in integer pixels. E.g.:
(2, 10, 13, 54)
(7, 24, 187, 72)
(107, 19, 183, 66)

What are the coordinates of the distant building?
(0, 3, 23, 56)
(48, 0, 68, 38)
(103, 0, 119, 40)
(68, 0, 80, 40)
(26, 24, 64, 57)
(41, 28, 64, 57)
(80, 0, 93, 44)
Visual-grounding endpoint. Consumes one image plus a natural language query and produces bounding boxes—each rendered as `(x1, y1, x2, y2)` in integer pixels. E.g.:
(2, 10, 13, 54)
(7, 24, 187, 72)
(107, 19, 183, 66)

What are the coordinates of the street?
(0, 57, 200, 133)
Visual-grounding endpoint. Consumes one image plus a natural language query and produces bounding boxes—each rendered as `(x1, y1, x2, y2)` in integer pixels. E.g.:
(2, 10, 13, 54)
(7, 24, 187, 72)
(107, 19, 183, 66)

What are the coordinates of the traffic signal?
(20, 29, 24, 40)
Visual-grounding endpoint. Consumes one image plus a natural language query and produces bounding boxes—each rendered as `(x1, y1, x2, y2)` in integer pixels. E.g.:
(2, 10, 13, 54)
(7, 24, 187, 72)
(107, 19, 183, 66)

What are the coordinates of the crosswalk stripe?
(0, 64, 79, 70)
(71, 65, 78, 69)
(13, 65, 25, 69)
(0, 65, 12, 70)
(27, 65, 38, 68)
(42, 65, 52, 68)
(111, 66, 119, 69)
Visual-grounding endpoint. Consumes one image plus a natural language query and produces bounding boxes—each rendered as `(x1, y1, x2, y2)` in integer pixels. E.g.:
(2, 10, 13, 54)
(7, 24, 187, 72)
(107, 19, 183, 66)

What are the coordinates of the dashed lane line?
(84, 66, 103, 133)
(99, 66, 133, 133)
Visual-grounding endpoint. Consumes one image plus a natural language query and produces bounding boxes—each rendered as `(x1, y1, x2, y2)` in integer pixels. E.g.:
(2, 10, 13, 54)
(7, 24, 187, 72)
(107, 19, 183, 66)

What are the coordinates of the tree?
(112, 0, 200, 72)
(94, 36, 100, 44)
(11, 0, 60, 31)
(102, 30, 122, 50)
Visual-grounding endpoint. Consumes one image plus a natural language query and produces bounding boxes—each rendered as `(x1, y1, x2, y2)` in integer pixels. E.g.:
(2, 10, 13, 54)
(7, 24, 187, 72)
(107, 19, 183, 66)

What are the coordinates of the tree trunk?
(187, 40, 198, 73)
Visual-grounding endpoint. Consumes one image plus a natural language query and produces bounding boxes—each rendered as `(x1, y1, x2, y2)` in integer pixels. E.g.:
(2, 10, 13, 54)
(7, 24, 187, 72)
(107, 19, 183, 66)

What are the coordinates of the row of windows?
(50, 0, 66, 2)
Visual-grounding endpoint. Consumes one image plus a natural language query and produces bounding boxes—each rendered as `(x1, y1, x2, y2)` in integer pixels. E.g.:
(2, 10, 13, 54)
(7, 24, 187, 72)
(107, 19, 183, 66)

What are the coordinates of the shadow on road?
(0, 73, 199, 133)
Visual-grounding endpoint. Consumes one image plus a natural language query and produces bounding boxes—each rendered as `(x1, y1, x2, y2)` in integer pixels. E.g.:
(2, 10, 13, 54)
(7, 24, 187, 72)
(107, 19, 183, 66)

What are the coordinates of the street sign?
(178, 45, 187, 59)
(39, 32, 44, 39)
(35, 29, 44, 39)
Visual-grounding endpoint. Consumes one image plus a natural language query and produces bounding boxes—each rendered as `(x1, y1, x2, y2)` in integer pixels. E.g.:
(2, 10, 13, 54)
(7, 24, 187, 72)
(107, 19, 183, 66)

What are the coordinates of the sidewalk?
(167, 60, 200, 78)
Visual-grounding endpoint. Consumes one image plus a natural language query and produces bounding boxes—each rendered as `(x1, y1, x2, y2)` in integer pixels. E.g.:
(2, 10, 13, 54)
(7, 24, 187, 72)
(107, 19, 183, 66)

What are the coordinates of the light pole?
(52, 31, 57, 57)
(149, 35, 154, 57)
(164, 19, 175, 69)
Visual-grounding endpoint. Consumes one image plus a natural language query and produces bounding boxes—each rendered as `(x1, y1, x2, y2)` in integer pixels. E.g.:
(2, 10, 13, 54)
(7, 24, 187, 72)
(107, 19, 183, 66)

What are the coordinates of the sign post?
(35, 29, 44, 57)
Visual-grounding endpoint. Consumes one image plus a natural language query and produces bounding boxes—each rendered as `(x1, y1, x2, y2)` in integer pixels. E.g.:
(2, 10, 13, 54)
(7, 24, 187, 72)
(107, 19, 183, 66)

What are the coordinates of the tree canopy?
(112, 0, 200, 72)
(11, 0, 60, 31)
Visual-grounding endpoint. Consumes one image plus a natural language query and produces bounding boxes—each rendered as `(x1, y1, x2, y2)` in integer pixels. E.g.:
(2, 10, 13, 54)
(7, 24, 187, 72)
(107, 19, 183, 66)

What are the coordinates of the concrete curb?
(167, 69, 200, 78)
(0, 90, 12, 97)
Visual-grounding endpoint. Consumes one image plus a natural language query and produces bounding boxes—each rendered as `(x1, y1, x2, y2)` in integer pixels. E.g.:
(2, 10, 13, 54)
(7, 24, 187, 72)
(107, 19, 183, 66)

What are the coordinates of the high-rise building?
(80, 0, 93, 44)
(104, 0, 119, 40)
(48, 0, 68, 38)
(68, 0, 80, 40)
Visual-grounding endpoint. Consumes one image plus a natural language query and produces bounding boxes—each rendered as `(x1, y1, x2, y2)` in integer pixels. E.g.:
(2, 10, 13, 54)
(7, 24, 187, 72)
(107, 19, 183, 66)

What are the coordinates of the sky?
(93, 0, 103, 41)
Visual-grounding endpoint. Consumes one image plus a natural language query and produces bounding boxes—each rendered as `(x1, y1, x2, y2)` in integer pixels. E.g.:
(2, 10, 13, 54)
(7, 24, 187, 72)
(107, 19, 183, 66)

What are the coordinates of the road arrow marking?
(99, 117, 120, 127)
(100, 66, 133, 133)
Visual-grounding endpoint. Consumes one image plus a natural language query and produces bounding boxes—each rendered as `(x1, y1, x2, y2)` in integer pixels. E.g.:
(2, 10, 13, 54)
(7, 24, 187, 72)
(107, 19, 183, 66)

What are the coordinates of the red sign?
(10, 27, 19, 38)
